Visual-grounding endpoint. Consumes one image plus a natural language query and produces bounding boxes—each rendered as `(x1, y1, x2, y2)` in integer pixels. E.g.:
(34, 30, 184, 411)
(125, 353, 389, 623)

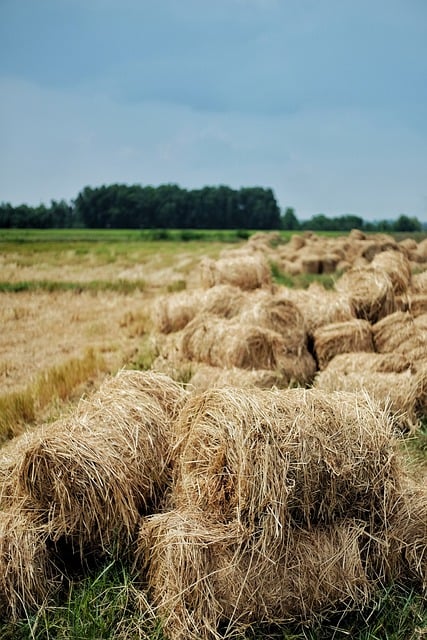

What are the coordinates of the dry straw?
(0, 504, 62, 619)
(1, 370, 187, 551)
(180, 314, 315, 384)
(188, 365, 288, 392)
(173, 387, 402, 528)
(279, 283, 355, 335)
(370, 250, 412, 294)
(138, 511, 372, 640)
(136, 387, 426, 640)
(313, 319, 374, 369)
(335, 266, 396, 323)
(199, 254, 272, 290)
(372, 311, 427, 362)
(314, 353, 424, 431)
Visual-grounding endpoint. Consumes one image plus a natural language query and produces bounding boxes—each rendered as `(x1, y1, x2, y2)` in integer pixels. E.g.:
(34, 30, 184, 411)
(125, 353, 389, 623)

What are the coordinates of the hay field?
(0, 229, 426, 639)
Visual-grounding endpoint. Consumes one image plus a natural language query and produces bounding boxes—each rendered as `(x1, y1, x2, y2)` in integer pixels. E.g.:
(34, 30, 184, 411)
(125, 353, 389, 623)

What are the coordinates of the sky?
(0, 0, 426, 221)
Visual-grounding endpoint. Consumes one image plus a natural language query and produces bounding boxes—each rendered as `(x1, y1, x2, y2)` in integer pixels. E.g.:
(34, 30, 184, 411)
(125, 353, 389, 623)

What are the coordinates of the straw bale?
(199, 255, 272, 290)
(180, 315, 281, 370)
(396, 293, 427, 317)
(399, 238, 418, 253)
(0, 506, 62, 619)
(371, 250, 412, 294)
(180, 315, 316, 383)
(202, 284, 245, 319)
(189, 365, 288, 393)
(247, 231, 283, 251)
(372, 311, 427, 361)
(335, 266, 396, 322)
(279, 283, 355, 334)
(152, 291, 199, 334)
(287, 234, 306, 251)
(313, 319, 374, 369)
(411, 270, 427, 294)
(238, 292, 306, 347)
(138, 510, 373, 640)
(314, 352, 414, 375)
(173, 387, 402, 528)
(277, 257, 302, 276)
(416, 238, 427, 261)
(2, 370, 187, 550)
(314, 361, 422, 431)
(349, 229, 366, 241)
(300, 255, 322, 274)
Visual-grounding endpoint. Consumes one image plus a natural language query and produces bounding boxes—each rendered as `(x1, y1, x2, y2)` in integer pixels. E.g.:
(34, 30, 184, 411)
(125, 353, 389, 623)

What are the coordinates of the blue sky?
(1, 0, 426, 220)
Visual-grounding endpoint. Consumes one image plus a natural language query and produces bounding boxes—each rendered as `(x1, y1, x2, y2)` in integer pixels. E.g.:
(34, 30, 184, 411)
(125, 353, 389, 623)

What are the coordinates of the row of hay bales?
(239, 228, 427, 276)
(0, 370, 426, 640)
(151, 239, 427, 431)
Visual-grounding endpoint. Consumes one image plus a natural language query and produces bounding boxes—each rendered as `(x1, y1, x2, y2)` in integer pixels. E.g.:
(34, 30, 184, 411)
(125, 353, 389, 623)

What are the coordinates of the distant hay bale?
(314, 355, 423, 431)
(189, 365, 288, 393)
(313, 319, 374, 369)
(199, 254, 272, 290)
(239, 292, 307, 346)
(201, 284, 245, 318)
(0, 506, 62, 619)
(335, 266, 396, 322)
(372, 311, 427, 362)
(180, 315, 282, 370)
(349, 229, 366, 241)
(180, 315, 316, 384)
(137, 511, 372, 640)
(411, 270, 427, 294)
(173, 387, 401, 527)
(152, 291, 199, 334)
(371, 250, 412, 294)
(287, 234, 306, 251)
(313, 352, 414, 375)
(280, 283, 355, 334)
(301, 255, 322, 274)
(1, 370, 187, 551)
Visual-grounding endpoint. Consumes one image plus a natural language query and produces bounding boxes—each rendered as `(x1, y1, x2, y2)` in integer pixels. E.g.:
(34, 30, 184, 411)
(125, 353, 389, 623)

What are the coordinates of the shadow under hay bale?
(335, 267, 396, 323)
(313, 319, 374, 370)
(199, 255, 272, 290)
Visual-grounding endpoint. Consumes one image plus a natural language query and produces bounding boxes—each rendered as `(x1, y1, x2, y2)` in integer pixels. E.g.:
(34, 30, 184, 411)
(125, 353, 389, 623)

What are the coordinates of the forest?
(0, 182, 423, 232)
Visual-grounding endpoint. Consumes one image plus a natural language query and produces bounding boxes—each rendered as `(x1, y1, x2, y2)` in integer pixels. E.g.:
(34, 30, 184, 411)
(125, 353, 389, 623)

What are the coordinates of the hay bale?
(371, 250, 412, 295)
(335, 266, 396, 322)
(180, 315, 316, 383)
(313, 352, 414, 375)
(0, 506, 62, 619)
(199, 255, 272, 290)
(411, 270, 427, 294)
(279, 284, 355, 334)
(239, 292, 307, 347)
(201, 284, 245, 319)
(314, 356, 423, 431)
(189, 365, 288, 393)
(313, 319, 374, 369)
(152, 291, 199, 334)
(1, 370, 187, 550)
(372, 311, 427, 362)
(173, 387, 402, 528)
(137, 511, 372, 640)
(287, 234, 306, 251)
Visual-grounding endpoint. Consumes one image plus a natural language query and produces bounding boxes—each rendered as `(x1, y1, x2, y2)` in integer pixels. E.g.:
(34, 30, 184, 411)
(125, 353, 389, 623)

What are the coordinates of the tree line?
(0, 184, 280, 230)
(0, 183, 424, 232)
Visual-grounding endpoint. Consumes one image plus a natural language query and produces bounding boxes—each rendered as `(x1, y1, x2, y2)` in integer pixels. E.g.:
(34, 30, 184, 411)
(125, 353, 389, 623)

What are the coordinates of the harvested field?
(1, 229, 427, 639)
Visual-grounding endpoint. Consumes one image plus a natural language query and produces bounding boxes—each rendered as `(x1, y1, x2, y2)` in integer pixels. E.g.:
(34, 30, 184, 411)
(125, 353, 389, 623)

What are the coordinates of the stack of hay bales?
(179, 292, 316, 388)
(137, 387, 427, 640)
(0, 370, 187, 618)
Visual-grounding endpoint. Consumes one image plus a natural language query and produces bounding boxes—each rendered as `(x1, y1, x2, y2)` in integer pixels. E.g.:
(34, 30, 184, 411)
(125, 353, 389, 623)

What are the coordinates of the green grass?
(0, 280, 147, 294)
(270, 261, 339, 289)
(0, 559, 425, 640)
